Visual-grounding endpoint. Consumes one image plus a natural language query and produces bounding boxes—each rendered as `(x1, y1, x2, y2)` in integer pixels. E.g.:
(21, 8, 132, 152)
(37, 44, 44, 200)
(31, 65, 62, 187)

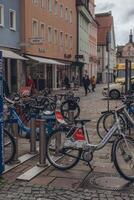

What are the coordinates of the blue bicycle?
(4, 97, 56, 140)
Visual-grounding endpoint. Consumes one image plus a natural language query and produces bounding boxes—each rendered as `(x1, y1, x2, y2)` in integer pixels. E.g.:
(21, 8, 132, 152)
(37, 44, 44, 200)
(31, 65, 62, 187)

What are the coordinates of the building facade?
(21, 0, 77, 90)
(88, 0, 97, 78)
(95, 12, 116, 83)
(0, 0, 25, 92)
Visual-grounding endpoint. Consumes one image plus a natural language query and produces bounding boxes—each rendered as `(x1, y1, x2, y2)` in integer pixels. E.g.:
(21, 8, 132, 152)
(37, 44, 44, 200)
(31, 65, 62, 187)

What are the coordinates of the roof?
(95, 12, 113, 45)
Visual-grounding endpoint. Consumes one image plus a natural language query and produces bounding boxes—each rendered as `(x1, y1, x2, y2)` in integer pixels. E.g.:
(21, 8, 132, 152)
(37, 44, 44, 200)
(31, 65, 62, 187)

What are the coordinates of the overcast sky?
(95, 0, 134, 45)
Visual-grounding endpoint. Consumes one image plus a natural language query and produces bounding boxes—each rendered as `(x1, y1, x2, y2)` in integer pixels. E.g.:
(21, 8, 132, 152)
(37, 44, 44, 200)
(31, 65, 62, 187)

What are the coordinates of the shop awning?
(27, 55, 65, 65)
(0, 49, 27, 60)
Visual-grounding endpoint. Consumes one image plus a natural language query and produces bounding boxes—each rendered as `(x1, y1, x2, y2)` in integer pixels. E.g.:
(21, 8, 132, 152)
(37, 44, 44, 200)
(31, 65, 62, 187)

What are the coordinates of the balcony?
(76, 0, 89, 10)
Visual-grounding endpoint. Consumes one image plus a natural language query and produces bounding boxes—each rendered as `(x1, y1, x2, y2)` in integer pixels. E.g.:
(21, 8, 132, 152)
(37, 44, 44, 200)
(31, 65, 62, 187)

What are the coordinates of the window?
(65, 34, 68, 48)
(40, 23, 45, 39)
(48, 0, 52, 12)
(9, 9, 16, 30)
(60, 5, 63, 17)
(41, 0, 46, 8)
(69, 36, 72, 49)
(54, 29, 58, 45)
(65, 8, 68, 21)
(54, 0, 58, 15)
(0, 4, 4, 26)
(32, 19, 38, 37)
(69, 10, 72, 23)
(48, 27, 52, 43)
(32, 0, 39, 5)
(60, 31, 63, 46)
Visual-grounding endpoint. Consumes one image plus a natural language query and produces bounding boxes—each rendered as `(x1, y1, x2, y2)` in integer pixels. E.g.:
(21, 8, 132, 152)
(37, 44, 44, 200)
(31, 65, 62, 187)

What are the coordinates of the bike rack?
(68, 110, 74, 122)
(37, 119, 48, 167)
(12, 123, 20, 163)
(30, 116, 37, 154)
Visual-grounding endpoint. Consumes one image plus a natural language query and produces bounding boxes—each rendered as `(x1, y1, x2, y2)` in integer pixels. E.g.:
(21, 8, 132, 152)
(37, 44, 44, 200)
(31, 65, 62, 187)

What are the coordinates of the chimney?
(129, 29, 133, 43)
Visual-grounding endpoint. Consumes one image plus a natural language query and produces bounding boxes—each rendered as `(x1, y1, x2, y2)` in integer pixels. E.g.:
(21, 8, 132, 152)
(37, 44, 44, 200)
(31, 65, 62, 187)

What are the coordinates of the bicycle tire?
(113, 136, 134, 181)
(46, 129, 81, 170)
(60, 100, 80, 120)
(4, 129, 16, 164)
(96, 111, 114, 142)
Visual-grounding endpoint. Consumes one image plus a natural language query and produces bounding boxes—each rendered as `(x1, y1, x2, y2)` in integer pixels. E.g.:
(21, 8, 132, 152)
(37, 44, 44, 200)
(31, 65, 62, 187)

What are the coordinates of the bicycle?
(97, 95, 134, 142)
(4, 97, 56, 140)
(3, 128, 16, 164)
(46, 106, 134, 181)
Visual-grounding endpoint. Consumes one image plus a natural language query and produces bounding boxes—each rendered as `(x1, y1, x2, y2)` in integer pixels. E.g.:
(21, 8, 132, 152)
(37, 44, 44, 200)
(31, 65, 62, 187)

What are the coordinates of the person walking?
(91, 76, 96, 92)
(82, 75, 88, 96)
(64, 75, 70, 90)
(86, 75, 91, 92)
(26, 75, 35, 95)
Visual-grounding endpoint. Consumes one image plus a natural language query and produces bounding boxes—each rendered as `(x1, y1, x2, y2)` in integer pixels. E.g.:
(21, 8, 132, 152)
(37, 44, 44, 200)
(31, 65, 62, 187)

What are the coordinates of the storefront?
(1, 49, 26, 93)
(25, 55, 65, 91)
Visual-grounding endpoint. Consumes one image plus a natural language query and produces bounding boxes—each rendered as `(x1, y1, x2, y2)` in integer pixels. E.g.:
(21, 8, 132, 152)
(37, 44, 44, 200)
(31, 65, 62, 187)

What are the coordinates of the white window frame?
(9, 9, 16, 31)
(60, 31, 63, 46)
(65, 8, 68, 21)
(48, 0, 52, 12)
(60, 4, 63, 17)
(32, 19, 39, 37)
(48, 26, 52, 43)
(40, 22, 45, 40)
(54, 0, 58, 15)
(32, 0, 39, 5)
(0, 4, 4, 27)
(69, 35, 72, 49)
(54, 29, 58, 45)
(41, 0, 46, 8)
(69, 10, 72, 24)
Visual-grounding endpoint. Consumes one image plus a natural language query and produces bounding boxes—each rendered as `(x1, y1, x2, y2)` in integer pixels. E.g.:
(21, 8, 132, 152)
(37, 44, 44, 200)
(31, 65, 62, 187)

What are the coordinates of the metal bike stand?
(68, 110, 74, 122)
(12, 123, 20, 163)
(30, 116, 37, 154)
(37, 119, 48, 167)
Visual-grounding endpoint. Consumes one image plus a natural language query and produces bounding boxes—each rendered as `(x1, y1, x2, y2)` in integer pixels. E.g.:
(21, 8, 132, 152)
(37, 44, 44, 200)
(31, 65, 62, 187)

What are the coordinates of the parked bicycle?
(47, 106, 134, 181)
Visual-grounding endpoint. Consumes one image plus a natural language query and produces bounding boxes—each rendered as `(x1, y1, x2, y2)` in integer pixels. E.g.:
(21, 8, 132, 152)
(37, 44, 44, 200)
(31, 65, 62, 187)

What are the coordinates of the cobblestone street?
(0, 84, 134, 200)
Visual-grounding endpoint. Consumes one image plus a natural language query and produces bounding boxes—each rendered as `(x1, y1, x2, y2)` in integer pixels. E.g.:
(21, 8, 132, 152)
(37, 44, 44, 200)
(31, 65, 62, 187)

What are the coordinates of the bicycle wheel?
(60, 100, 80, 120)
(103, 113, 126, 133)
(96, 112, 114, 142)
(113, 136, 134, 181)
(47, 129, 81, 170)
(4, 129, 16, 164)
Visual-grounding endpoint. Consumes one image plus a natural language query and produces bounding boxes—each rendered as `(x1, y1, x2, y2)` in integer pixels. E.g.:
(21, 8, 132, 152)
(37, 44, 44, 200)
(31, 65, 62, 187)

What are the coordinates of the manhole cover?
(81, 173, 134, 191)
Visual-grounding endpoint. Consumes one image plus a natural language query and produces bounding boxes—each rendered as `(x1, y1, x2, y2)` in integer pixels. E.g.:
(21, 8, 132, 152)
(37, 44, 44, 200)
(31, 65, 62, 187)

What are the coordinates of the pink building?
(21, 0, 77, 90)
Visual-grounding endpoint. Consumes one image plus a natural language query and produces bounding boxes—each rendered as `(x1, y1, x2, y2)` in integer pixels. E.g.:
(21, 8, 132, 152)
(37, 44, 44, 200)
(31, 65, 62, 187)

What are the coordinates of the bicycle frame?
(81, 112, 124, 151)
(6, 106, 31, 134)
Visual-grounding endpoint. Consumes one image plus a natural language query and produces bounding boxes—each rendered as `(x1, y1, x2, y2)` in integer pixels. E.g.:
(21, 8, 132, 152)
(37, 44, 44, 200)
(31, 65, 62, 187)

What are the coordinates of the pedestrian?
(86, 75, 91, 92)
(26, 75, 35, 95)
(64, 75, 70, 90)
(82, 75, 88, 96)
(91, 76, 96, 92)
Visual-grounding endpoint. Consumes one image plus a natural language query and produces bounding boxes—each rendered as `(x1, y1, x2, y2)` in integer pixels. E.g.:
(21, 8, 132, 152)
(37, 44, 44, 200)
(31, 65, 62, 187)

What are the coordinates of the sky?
(95, 0, 134, 45)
